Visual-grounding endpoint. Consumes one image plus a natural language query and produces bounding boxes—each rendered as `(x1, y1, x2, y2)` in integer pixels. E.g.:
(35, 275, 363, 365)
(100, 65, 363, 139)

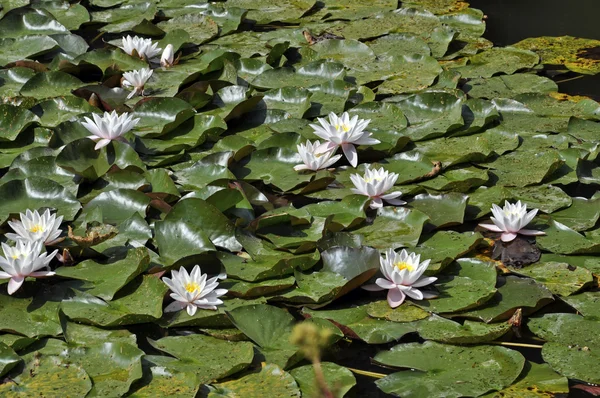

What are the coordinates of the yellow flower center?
(364, 176, 383, 184)
(394, 261, 414, 271)
(30, 225, 44, 233)
(11, 254, 20, 260)
(184, 282, 201, 294)
(334, 124, 350, 133)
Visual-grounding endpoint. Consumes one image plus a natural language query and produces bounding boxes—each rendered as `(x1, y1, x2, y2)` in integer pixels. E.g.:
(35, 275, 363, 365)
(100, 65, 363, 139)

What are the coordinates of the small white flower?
(479, 200, 545, 242)
(6, 209, 63, 245)
(122, 68, 153, 99)
(162, 265, 227, 316)
(294, 140, 342, 172)
(81, 110, 140, 150)
(0, 241, 57, 295)
(350, 166, 406, 209)
(161, 44, 174, 67)
(363, 249, 437, 308)
(119, 35, 162, 61)
(309, 112, 379, 167)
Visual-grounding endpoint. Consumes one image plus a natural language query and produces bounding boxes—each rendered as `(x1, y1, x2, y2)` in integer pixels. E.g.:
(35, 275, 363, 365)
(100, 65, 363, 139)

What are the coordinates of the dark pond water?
(469, 0, 600, 99)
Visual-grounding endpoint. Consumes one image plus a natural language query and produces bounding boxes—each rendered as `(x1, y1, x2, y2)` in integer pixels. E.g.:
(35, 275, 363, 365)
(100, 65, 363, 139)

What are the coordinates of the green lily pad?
(512, 262, 594, 296)
(514, 35, 600, 75)
(549, 196, 600, 231)
(562, 291, 600, 319)
(481, 362, 569, 398)
(365, 301, 430, 323)
(374, 341, 525, 398)
(289, 362, 356, 398)
(481, 150, 564, 187)
(155, 198, 240, 265)
(451, 47, 539, 78)
(0, 354, 92, 397)
(0, 104, 39, 141)
(0, 8, 69, 38)
(157, 14, 218, 43)
(303, 305, 418, 344)
(409, 192, 468, 228)
(226, 304, 300, 368)
(209, 363, 301, 397)
(19, 71, 83, 99)
(63, 322, 136, 346)
(537, 220, 600, 255)
(56, 248, 149, 300)
(463, 74, 558, 99)
(356, 207, 430, 249)
(414, 258, 497, 314)
(127, 357, 201, 398)
(0, 342, 20, 377)
(460, 276, 554, 323)
(61, 275, 168, 327)
(149, 334, 254, 383)
(251, 60, 345, 90)
(417, 315, 510, 344)
(227, 276, 296, 298)
(529, 313, 600, 384)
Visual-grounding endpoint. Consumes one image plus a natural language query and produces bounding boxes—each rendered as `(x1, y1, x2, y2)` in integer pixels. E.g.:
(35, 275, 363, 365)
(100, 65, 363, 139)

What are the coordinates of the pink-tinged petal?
(293, 164, 309, 171)
(375, 277, 396, 290)
(341, 143, 358, 167)
(94, 139, 111, 150)
(369, 198, 383, 209)
(387, 288, 406, 308)
(316, 141, 337, 154)
(420, 290, 438, 300)
(385, 198, 407, 206)
(519, 229, 545, 236)
(186, 304, 198, 316)
(8, 276, 25, 295)
(404, 288, 423, 300)
(87, 135, 101, 142)
(412, 276, 437, 288)
(381, 192, 402, 200)
(362, 283, 385, 291)
(28, 271, 55, 278)
(0, 271, 12, 279)
(479, 223, 504, 232)
(501, 232, 517, 242)
(353, 136, 380, 146)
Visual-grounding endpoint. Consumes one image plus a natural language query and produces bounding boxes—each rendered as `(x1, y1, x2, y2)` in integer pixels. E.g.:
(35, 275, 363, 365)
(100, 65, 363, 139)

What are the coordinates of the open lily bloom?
(0, 241, 57, 295)
(122, 68, 153, 99)
(479, 200, 545, 242)
(119, 35, 162, 61)
(162, 265, 227, 316)
(161, 44, 175, 67)
(363, 249, 437, 308)
(294, 140, 342, 171)
(81, 110, 140, 150)
(309, 112, 379, 167)
(6, 209, 63, 245)
(350, 166, 406, 209)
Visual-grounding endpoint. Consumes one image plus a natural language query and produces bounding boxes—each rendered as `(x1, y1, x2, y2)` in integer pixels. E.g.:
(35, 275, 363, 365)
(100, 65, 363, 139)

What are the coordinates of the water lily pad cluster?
(0, 0, 599, 396)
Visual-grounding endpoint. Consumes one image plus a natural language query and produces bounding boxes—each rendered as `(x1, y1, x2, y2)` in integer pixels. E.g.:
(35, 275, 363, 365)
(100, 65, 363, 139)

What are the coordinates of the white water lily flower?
(161, 44, 174, 67)
(162, 265, 227, 316)
(309, 112, 380, 167)
(363, 249, 437, 308)
(122, 68, 153, 99)
(0, 241, 57, 295)
(81, 110, 140, 150)
(6, 209, 63, 245)
(350, 166, 406, 209)
(294, 140, 342, 171)
(119, 35, 162, 61)
(479, 200, 545, 242)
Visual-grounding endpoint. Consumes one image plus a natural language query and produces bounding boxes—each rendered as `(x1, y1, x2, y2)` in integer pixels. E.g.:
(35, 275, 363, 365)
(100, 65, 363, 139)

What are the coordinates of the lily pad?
(374, 341, 525, 398)
(417, 315, 510, 344)
(209, 363, 301, 397)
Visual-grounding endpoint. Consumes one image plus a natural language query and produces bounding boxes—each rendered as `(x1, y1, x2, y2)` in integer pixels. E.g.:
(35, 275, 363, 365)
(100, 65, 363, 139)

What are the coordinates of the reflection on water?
(468, 0, 600, 99)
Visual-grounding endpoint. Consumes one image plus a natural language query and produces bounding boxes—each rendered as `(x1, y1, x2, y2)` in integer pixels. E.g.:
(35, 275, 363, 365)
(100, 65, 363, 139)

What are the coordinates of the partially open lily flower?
(479, 200, 545, 242)
(350, 166, 406, 209)
(363, 249, 437, 308)
(161, 44, 175, 67)
(309, 112, 379, 167)
(119, 35, 162, 61)
(122, 68, 153, 99)
(6, 209, 63, 245)
(294, 140, 342, 171)
(0, 241, 57, 295)
(162, 265, 227, 316)
(81, 110, 140, 150)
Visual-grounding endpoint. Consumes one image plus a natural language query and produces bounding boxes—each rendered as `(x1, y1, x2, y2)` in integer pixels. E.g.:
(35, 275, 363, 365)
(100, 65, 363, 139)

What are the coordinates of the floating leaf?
(374, 341, 525, 398)
(417, 315, 510, 344)
(209, 363, 301, 397)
